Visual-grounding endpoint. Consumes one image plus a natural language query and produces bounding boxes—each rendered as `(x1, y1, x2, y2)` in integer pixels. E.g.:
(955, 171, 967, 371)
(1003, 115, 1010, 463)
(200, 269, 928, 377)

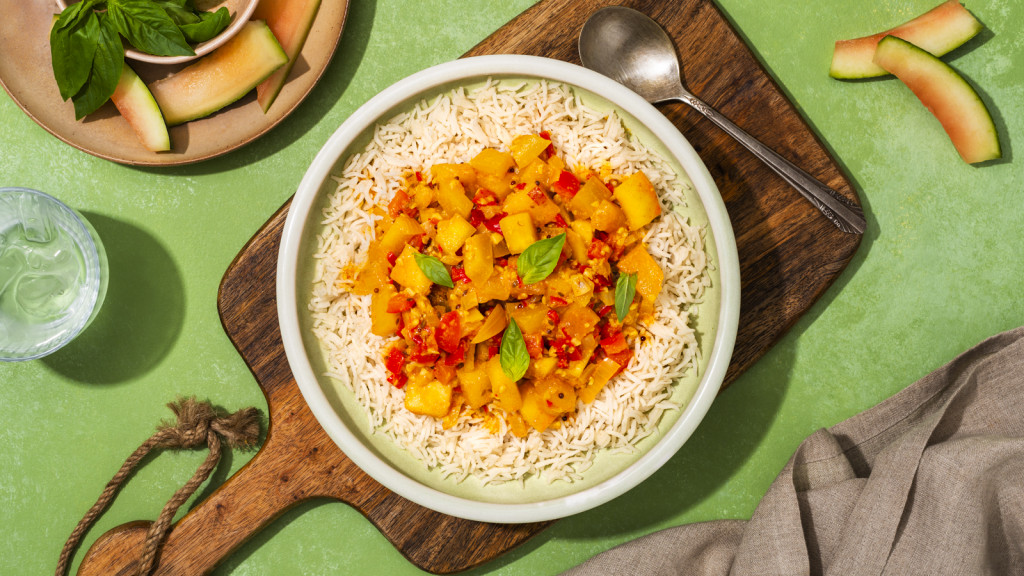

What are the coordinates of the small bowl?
(54, 0, 258, 66)
(277, 55, 741, 523)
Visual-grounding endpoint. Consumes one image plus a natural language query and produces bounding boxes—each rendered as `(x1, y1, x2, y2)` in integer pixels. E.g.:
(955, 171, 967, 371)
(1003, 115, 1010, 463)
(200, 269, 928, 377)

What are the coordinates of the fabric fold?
(563, 327, 1024, 576)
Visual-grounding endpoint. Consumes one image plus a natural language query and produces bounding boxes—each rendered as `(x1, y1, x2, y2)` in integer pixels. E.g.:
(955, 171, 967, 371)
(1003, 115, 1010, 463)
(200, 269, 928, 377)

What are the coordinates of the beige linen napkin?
(564, 327, 1024, 576)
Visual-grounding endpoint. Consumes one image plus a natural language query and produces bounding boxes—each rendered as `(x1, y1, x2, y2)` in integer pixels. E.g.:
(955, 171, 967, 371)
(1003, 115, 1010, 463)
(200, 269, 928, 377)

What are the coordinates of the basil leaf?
(52, 2, 83, 33)
(614, 272, 637, 321)
(53, 0, 100, 32)
(107, 0, 194, 57)
(517, 233, 566, 285)
(51, 7, 101, 100)
(71, 13, 124, 120)
(500, 318, 529, 382)
(156, 1, 201, 26)
(178, 7, 230, 44)
(413, 252, 454, 288)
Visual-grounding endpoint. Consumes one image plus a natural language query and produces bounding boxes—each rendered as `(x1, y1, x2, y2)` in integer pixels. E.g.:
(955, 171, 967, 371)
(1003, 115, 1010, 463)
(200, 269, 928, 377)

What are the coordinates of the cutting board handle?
(76, 422, 324, 576)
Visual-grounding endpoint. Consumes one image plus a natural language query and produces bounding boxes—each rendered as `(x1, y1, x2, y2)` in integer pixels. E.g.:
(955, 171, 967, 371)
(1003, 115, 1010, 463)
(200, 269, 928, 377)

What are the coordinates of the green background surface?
(1, 0, 1021, 574)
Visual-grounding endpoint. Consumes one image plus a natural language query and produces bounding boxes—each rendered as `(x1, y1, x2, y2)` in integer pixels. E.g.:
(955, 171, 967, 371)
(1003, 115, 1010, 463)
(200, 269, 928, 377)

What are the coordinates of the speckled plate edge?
(0, 0, 349, 166)
(277, 55, 741, 524)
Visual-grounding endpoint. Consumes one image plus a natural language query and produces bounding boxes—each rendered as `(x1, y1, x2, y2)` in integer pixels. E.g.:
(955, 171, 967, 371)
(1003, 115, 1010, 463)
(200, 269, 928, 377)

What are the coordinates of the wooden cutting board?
(76, 0, 861, 574)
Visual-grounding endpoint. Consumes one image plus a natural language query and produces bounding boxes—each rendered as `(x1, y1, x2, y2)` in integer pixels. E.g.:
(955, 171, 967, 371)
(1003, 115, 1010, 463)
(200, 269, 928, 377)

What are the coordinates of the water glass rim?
(0, 186, 104, 361)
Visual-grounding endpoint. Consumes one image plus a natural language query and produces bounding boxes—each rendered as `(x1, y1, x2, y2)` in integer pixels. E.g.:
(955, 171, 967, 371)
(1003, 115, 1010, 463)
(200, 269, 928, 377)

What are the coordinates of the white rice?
(309, 79, 710, 484)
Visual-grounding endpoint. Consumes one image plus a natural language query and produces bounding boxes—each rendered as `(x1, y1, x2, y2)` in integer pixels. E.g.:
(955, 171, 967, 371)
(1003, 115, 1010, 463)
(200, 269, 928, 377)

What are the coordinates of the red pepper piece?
(546, 309, 560, 326)
(588, 239, 610, 261)
(549, 296, 569, 307)
(592, 274, 612, 292)
(553, 213, 569, 228)
(597, 305, 614, 317)
(389, 193, 410, 218)
(436, 311, 462, 354)
(486, 333, 504, 359)
(386, 251, 398, 266)
(435, 362, 456, 384)
(450, 266, 470, 284)
(386, 294, 415, 313)
(387, 189, 410, 218)
(408, 351, 439, 364)
(484, 213, 506, 234)
(528, 187, 546, 204)
(387, 371, 408, 389)
(442, 343, 466, 365)
(385, 347, 405, 374)
(523, 333, 544, 358)
(469, 207, 485, 227)
(607, 349, 633, 373)
(551, 170, 580, 199)
(600, 331, 629, 354)
(551, 333, 580, 368)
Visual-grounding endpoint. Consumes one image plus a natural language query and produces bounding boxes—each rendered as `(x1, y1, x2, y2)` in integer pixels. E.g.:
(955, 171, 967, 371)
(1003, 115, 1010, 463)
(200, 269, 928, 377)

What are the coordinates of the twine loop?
(56, 397, 261, 576)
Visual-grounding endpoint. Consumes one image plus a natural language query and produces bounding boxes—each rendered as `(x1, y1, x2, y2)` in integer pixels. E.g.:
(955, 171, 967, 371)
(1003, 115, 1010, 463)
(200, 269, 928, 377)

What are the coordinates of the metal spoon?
(578, 6, 866, 235)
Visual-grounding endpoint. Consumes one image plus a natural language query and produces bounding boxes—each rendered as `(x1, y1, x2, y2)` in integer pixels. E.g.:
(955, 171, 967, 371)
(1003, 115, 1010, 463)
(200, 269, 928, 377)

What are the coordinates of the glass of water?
(0, 187, 107, 361)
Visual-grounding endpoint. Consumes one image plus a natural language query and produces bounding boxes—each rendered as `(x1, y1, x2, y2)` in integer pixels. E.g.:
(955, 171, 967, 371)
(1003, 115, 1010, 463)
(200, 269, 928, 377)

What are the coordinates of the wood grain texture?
(76, 0, 861, 573)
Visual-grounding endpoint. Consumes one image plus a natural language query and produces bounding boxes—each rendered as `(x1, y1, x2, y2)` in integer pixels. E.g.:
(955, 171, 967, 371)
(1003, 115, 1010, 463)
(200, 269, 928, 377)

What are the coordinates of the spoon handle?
(675, 93, 866, 234)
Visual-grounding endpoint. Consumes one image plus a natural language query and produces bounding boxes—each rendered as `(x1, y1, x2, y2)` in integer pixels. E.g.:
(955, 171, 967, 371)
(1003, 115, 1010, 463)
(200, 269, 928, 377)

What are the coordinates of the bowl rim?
(53, 0, 258, 65)
(277, 54, 740, 523)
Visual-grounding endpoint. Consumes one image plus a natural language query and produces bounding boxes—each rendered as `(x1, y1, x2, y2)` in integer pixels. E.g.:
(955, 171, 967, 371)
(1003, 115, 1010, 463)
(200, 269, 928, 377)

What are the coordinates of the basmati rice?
(309, 79, 710, 484)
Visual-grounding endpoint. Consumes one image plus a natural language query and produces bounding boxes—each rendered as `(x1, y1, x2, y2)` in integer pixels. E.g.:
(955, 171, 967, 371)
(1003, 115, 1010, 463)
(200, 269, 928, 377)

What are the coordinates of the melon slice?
(110, 64, 170, 152)
(253, 0, 322, 112)
(873, 35, 1000, 164)
(830, 0, 982, 79)
(148, 20, 287, 126)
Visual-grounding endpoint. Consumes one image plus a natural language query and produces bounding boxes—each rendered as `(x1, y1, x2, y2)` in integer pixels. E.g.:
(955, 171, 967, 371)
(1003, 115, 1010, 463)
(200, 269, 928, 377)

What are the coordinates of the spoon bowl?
(577, 6, 686, 104)
(579, 6, 866, 234)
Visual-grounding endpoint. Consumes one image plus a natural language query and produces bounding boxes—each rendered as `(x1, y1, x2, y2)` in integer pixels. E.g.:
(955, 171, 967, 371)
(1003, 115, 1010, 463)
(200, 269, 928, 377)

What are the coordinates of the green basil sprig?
(106, 0, 194, 57)
(500, 318, 529, 382)
(50, 0, 102, 101)
(413, 252, 454, 288)
(517, 233, 566, 285)
(50, 0, 232, 119)
(615, 272, 638, 321)
(177, 7, 231, 43)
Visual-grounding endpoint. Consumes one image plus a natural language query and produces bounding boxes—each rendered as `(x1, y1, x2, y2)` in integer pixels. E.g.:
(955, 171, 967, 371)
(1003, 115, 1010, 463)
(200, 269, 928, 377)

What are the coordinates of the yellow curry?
(349, 132, 665, 436)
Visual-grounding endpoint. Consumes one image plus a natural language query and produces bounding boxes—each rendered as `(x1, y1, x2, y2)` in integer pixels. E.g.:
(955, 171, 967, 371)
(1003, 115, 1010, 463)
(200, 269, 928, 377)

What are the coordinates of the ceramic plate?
(277, 55, 741, 523)
(0, 0, 349, 166)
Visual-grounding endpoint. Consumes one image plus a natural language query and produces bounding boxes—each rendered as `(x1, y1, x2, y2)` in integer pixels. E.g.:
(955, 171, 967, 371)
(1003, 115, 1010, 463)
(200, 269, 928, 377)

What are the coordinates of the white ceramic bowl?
(278, 55, 740, 523)
(55, 0, 258, 65)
